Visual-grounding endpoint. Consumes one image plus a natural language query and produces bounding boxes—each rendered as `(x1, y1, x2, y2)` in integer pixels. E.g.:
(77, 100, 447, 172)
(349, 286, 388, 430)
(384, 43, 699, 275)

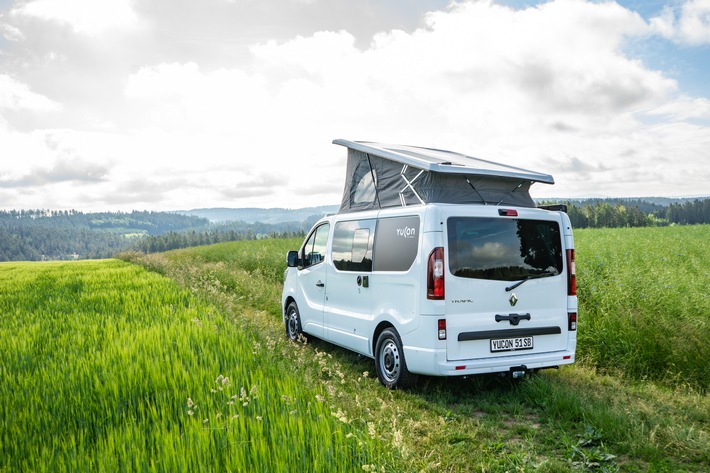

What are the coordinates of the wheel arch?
(372, 320, 395, 357)
(283, 296, 297, 320)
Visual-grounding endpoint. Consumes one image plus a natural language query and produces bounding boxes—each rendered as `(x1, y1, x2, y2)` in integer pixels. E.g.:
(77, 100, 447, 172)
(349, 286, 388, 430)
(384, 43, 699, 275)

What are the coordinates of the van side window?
(332, 220, 375, 271)
(373, 216, 420, 271)
(301, 223, 330, 268)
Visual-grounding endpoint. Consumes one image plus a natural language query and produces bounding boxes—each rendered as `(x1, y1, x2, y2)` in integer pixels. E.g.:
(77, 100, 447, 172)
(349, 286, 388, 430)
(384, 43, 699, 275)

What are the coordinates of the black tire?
(285, 302, 304, 342)
(374, 327, 418, 389)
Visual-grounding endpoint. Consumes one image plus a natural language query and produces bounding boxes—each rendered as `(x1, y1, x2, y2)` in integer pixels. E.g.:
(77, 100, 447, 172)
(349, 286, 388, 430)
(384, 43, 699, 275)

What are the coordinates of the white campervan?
(282, 140, 577, 389)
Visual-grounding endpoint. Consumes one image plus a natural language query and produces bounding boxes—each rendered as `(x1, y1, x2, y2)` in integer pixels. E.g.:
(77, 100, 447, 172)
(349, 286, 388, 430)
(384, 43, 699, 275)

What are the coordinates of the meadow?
(1, 225, 708, 472)
(575, 225, 709, 390)
(0, 260, 400, 472)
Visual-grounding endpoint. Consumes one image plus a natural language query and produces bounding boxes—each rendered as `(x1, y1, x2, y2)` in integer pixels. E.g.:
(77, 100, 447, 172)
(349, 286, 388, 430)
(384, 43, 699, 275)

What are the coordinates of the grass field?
(0, 260, 400, 472)
(1, 226, 708, 472)
(575, 225, 710, 390)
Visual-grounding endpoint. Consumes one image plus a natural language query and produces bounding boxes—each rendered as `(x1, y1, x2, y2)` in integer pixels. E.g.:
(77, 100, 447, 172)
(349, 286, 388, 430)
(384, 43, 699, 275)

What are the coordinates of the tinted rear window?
(447, 217, 562, 281)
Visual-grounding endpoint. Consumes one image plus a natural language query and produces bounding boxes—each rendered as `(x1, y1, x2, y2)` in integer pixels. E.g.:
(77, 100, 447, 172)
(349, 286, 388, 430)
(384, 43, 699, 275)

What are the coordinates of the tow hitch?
(510, 365, 527, 379)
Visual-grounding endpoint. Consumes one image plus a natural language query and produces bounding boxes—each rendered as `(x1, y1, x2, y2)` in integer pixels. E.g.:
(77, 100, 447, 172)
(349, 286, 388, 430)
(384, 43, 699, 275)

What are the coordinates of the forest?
(0, 210, 209, 261)
(559, 197, 710, 228)
(0, 198, 708, 261)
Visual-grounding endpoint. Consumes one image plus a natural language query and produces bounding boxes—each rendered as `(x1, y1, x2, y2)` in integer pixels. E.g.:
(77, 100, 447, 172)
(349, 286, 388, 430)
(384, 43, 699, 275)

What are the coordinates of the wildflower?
(187, 410, 194, 416)
(367, 422, 376, 438)
(203, 418, 209, 424)
(393, 429, 403, 447)
(256, 416, 263, 422)
(332, 409, 349, 423)
(187, 398, 195, 408)
(315, 394, 325, 403)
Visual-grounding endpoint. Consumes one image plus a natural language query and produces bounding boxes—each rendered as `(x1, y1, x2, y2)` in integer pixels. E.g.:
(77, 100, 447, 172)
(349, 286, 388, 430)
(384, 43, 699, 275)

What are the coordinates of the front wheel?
(285, 302, 304, 342)
(374, 328, 418, 389)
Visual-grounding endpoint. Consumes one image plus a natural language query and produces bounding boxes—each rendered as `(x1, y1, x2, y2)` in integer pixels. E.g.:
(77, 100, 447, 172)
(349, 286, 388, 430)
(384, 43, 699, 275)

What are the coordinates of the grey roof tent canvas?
(334, 139, 555, 214)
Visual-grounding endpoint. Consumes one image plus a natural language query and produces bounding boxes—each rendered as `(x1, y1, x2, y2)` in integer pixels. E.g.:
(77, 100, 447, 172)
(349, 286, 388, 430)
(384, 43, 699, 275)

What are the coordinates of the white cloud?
(650, 0, 710, 45)
(0, 21, 24, 41)
(0, 0, 709, 211)
(678, 0, 710, 44)
(0, 74, 61, 112)
(647, 96, 710, 121)
(13, 0, 138, 36)
(125, 63, 204, 100)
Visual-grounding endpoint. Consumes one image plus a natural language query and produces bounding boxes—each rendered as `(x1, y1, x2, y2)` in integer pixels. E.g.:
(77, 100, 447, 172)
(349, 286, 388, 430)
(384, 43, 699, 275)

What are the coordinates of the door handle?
(316, 281, 325, 287)
(495, 313, 531, 326)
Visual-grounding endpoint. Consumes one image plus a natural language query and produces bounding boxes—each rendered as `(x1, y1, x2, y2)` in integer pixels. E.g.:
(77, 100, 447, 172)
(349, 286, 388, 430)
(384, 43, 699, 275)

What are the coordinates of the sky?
(0, 0, 708, 212)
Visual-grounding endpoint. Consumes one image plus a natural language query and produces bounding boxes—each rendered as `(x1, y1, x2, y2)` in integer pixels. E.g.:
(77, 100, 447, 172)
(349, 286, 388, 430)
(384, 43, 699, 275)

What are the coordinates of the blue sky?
(1, 0, 708, 211)
(501, 0, 710, 97)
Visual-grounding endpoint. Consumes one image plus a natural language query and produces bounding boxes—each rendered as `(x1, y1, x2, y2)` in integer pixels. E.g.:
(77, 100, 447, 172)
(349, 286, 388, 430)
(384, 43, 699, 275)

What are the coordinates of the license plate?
(490, 336, 533, 352)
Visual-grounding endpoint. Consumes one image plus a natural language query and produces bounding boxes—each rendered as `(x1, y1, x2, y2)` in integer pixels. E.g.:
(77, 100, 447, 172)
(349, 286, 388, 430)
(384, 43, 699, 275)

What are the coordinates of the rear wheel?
(375, 327, 418, 389)
(285, 302, 304, 342)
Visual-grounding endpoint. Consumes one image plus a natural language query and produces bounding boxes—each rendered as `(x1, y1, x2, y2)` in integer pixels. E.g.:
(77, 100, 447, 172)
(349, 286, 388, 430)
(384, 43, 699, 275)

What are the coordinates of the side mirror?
(286, 250, 300, 268)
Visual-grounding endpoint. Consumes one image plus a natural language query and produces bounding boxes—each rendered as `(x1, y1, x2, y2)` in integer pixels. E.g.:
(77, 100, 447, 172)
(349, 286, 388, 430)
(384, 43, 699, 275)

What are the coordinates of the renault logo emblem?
(509, 293, 518, 307)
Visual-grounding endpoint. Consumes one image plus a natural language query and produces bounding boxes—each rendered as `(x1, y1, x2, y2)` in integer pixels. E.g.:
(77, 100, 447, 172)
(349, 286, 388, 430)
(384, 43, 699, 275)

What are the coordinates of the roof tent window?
(351, 158, 377, 206)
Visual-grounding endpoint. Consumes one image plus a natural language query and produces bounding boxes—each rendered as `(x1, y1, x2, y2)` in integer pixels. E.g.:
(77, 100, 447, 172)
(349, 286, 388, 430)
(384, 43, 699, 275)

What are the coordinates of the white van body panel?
(282, 203, 577, 379)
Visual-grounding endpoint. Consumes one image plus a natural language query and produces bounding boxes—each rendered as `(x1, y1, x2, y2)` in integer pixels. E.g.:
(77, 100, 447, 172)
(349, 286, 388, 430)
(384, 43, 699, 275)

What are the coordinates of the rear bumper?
(403, 345, 575, 377)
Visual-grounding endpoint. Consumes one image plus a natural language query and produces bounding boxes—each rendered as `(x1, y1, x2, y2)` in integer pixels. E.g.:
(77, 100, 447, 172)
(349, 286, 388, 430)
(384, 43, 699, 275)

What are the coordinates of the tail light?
(437, 319, 447, 340)
(566, 249, 576, 296)
(568, 312, 577, 331)
(427, 247, 445, 300)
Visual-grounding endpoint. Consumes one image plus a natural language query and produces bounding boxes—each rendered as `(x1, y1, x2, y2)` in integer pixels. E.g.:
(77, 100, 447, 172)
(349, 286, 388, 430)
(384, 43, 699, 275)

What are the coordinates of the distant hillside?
(2, 198, 708, 261)
(175, 205, 340, 224)
(0, 210, 209, 261)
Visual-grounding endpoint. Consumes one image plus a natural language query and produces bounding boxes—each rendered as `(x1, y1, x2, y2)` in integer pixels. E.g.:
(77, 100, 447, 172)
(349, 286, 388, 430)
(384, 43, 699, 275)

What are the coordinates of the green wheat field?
(1, 226, 708, 472)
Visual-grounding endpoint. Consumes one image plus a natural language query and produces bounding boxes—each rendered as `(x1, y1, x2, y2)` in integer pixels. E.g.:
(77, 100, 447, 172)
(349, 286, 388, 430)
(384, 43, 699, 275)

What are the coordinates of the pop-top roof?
(333, 139, 555, 213)
(333, 139, 554, 184)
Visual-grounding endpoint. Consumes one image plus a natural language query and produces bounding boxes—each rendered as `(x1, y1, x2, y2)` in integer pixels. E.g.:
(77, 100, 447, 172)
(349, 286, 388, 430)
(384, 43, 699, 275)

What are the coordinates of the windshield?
(447, 217, 562, 281)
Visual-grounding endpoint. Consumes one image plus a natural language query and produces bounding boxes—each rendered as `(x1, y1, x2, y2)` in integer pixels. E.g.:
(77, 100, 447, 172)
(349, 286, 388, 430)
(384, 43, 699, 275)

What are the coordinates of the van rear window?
(447, 217, 562, 281)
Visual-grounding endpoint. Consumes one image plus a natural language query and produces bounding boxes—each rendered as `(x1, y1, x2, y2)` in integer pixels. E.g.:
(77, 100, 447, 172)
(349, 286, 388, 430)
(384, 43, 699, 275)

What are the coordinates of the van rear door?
(443, 209, 570, 361)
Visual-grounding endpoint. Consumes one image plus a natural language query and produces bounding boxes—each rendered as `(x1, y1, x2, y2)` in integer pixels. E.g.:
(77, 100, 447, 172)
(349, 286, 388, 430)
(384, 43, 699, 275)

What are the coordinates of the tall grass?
(3, 227, 708, 472)
(575, 225, 710, 391)
(0, 259, 399, 472)
(115, 233, 709, 470)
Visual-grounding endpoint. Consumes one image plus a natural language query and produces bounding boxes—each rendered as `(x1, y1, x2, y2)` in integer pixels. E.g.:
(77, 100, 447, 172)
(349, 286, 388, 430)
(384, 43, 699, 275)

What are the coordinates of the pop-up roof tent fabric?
(334, 140, 555, 214)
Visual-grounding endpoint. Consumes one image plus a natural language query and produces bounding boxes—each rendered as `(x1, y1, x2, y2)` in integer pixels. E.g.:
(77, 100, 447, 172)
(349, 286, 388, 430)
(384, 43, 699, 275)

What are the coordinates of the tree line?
(554, 198, 710, 229)
(0, 199, 708, 261)
(0, 209, 314, 261)
(0, 210, 209, 261)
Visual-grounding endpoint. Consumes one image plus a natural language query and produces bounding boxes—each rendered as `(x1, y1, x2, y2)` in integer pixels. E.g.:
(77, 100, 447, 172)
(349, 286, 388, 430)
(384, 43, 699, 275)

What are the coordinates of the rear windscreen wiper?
(505, 271, 556, 292)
